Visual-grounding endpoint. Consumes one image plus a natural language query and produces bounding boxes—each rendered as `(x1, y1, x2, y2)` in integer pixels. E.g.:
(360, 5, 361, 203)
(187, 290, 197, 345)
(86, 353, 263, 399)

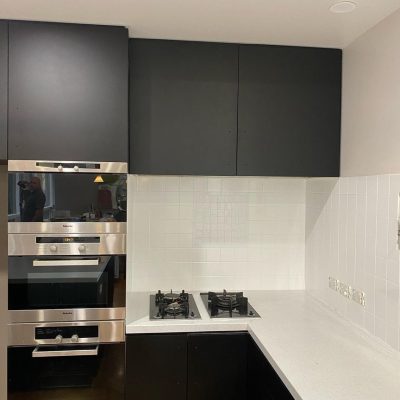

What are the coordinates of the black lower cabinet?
(247, 336, 294, 400)
(125, 334, 187, 400)
(126, 332, 294, 400)
(187, 332, 247, 400)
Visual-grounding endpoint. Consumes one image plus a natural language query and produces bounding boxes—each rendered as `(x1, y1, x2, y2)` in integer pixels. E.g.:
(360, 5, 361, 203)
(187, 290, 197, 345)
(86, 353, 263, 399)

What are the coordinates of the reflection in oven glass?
(8, 173, 127, 222)
(8, 256, 126, 310)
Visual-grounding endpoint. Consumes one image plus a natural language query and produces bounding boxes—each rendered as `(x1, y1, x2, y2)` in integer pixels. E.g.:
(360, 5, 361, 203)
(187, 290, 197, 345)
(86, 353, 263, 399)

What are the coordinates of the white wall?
(305, 175, 400, 351)
(341, 8, 400, 176)
(127, 175, 306, 292)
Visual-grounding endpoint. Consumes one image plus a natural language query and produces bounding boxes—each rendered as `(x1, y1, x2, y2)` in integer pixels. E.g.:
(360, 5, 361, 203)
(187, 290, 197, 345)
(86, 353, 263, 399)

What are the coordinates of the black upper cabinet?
(0, 21, 7, 161)
(130, 39, 238, 175)
(237, 45, 342, 177)
(187, 332, 247, 400)
(8, 21, 128, 162)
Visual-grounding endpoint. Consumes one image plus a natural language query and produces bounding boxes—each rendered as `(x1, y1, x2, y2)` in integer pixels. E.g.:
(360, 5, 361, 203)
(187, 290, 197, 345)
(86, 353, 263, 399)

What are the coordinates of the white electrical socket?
(328, 276, 338, 291)
(338, 281, 351, 298)
(351, 289, 366, 307)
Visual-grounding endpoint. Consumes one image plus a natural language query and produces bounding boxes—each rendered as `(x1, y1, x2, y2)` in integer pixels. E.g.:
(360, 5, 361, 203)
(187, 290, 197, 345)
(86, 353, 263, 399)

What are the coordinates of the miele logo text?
(62, 312, 73, 315)
(62, 225, 73, 228)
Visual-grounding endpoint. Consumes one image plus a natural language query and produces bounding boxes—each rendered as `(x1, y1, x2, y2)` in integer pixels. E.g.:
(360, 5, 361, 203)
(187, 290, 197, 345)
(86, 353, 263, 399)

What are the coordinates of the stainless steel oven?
(8, 320, 125, 400)
(7, 160, 127, 324)
(8, 160, 127, 233)
(8, 234, 126, 323)
(7, 161, 127, 400)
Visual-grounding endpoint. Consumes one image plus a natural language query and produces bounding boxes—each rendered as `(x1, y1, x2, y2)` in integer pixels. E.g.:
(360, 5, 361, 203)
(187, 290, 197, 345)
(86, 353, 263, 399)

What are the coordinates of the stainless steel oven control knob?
(73, 165, 79, 172)
(71, 334, 79, 343)
(78, 244, 86, 252)
(55, 334, 63, 344)
(57, 165, 63, 172)
(49, 245, 58, 253)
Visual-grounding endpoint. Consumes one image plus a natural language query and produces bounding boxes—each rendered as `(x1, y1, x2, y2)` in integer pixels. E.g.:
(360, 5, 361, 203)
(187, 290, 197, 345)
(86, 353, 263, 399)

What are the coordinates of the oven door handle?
(33, 258, 100, 267)
(32, 345, 99, 358)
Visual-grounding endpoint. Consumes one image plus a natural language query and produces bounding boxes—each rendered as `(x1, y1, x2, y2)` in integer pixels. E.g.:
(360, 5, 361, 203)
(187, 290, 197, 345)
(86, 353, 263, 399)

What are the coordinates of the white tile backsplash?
(306, 175, 400, 352)
(128, 175, 306, 293)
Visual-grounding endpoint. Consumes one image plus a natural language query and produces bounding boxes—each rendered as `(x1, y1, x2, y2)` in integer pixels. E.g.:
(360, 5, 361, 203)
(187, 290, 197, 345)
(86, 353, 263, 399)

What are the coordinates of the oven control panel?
(35, 325, 99, 344)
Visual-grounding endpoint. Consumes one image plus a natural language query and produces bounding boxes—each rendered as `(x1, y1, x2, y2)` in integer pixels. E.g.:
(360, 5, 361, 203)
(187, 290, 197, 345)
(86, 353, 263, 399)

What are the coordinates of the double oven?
(7, 160, 127, 400)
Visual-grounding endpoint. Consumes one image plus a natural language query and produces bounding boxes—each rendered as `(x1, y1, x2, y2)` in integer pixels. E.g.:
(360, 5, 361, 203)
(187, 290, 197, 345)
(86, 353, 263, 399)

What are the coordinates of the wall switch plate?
(328, 276, 365, 307)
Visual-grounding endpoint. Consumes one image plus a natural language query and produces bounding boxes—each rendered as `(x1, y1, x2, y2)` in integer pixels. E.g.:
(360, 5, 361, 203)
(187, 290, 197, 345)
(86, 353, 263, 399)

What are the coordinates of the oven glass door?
(8, 172, 126, 223)
(8, 255, 126, 310)
(8, 343, 125, 400)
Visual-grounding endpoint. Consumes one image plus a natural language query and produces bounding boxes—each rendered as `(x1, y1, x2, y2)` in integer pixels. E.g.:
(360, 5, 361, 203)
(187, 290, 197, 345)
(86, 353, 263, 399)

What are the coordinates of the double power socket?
(328, 277, 366, 307)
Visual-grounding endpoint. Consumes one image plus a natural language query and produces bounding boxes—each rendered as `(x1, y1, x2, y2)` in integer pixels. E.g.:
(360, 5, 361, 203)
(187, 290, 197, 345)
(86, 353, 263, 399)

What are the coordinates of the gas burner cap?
(164, 292, 181, 301)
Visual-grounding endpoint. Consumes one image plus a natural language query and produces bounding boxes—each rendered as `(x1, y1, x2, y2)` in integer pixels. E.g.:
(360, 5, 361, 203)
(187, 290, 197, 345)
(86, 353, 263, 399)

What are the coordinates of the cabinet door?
(8, 21, 128, 162)
(187, 332, 247, 400)
(237, 45, 341, 177)
(126, 334, 187, 400)
(130, 39, 238, 175)
(0, 21, 7, 161)
(247, 335, 294, 400)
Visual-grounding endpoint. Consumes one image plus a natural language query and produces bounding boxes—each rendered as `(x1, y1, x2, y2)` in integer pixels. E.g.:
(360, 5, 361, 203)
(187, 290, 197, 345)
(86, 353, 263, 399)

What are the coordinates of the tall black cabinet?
(8, 21, 128, 162)
(237, 44, 342, 176)
(0, 21, 7, 161)
(129, 39, 238, 175)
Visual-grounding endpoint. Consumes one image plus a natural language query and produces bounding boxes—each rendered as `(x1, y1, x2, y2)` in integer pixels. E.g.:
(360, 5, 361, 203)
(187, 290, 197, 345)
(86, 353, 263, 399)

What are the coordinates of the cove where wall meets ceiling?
(1, 0, 400, 49)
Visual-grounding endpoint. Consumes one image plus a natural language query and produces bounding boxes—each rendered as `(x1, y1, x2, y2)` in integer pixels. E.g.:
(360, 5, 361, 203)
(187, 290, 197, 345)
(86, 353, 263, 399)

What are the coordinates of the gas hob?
(201, 290, 260, 318)
(149, 290, 201, 320)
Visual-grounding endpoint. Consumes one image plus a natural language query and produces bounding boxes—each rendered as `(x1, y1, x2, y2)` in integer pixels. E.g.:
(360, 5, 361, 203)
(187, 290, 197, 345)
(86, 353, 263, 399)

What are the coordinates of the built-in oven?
(8, 160, 127, 232)
(8, 233, 126, 323)
(8, 320, 125, 400)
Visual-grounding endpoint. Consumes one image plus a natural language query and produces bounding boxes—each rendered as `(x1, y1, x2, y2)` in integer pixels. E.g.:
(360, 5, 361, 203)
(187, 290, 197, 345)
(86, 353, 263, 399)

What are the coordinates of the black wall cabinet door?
(126, 334, 187, 400)
(237, 45, 341, 177)
(8, 21, 128, 162)
(187, 332, 247, 400)
(0, 21, 7, 161)
(247, 335, 294, 400)
(130, 39, 238, 175)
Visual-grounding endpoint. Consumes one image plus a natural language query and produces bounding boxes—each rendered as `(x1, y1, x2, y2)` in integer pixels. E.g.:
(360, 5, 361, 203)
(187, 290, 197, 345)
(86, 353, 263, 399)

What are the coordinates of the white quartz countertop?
(126, 290, 400, 400)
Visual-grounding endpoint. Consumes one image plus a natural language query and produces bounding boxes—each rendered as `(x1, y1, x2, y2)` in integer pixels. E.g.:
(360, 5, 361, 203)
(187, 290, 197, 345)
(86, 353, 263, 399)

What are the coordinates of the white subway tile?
(386, 282, 399, 327)
(179, 176, 194, 192)
(247, 177, 264, 192)
(163, 176, 180, 192)
(374, 277, 387, 320)
(208, 177, 222, 192)
(374, 315, 386, 342)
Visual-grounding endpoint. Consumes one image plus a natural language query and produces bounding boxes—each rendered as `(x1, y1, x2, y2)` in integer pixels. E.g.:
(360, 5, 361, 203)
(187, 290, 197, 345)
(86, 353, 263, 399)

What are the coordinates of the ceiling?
(1, 0, 400, 48)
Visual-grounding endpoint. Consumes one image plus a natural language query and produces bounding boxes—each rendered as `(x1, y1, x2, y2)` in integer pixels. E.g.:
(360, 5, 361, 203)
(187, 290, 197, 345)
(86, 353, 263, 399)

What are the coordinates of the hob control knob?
(49, 245, 58, 253)
(190, 311, 195, 317)
(73, 165, 79, 172)
(57, 165, 63, 172)
(71, 334, 79, 343)
(55, 334, 63, 344)
(78, 244, 86, 252)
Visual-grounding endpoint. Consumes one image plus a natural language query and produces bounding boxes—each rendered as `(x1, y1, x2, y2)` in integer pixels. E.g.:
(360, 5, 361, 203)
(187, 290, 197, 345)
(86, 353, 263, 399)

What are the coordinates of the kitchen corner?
(2, 2, 400, 400)
(126, 290, 400, 400)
